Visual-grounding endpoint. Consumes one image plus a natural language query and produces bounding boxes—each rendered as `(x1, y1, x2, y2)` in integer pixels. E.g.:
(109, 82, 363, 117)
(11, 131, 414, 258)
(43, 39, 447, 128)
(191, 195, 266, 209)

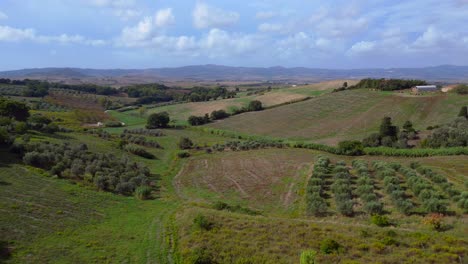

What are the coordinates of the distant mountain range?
(1, 65, 467, 85)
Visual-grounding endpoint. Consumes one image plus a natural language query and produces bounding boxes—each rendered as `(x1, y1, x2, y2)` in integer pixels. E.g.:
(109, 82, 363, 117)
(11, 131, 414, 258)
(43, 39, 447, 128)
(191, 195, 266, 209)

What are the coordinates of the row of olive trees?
(397, 165, 448, 213)
(352, 160, 383, 214)
(372, 162, 413, 215)
(306, 156, 330, 216)
(413, 164, 467, 212)
(331, 161, 355, 216)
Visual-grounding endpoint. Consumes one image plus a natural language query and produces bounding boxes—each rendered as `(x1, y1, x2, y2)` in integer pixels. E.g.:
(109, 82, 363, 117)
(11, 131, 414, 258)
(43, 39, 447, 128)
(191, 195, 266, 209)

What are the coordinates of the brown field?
(175, 148, 468, 215)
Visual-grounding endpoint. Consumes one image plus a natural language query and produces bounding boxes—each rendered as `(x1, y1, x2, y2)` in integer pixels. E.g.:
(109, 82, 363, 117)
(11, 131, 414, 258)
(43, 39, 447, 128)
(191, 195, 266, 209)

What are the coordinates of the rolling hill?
(207, 90, 468, 145)
(1, 65, 468, 85)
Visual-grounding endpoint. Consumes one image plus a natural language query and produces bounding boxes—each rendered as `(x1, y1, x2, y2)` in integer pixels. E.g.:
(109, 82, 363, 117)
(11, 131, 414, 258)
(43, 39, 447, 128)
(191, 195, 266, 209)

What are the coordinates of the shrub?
(124, 144, 156, 159)
(188, 115, 210, 126)
(135, 185, 152, 200)
(177, 151, 190, 158)
(104, 120, 123, 127)
(320, 239, 342, 254)
(423, 213, 444, 231)
(178, 137, 194, 149)
(300, 250, 317, 264)
(247, 100, 263, 111)
(210, 109, 229, 120)
(453, 84, 468, 95)
(193, 214, 212, 231)
(337, 140, 364, 155)
(371, 215, 390, 227)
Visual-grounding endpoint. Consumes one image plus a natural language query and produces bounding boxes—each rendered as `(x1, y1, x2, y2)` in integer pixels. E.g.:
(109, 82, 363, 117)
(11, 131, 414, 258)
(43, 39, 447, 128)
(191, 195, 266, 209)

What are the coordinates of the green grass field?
(1, 85, 467, 263)
(208, 90, 468, 145)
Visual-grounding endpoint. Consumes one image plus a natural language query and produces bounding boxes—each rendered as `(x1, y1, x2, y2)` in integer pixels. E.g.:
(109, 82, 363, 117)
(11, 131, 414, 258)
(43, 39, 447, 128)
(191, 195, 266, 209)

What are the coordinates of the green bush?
(104, 120, 123, 127)
(193, 214, 213, 231)
(178, 137, 194, 149)
(177, 151, 190, 158)
(135, 185, 152, 200)
(124, 144, 156, 159)
(371, 215, 390, 227)
(338, 140, 364, 155)
(320, 238, 342, 254)
(300, 250, 317, 264)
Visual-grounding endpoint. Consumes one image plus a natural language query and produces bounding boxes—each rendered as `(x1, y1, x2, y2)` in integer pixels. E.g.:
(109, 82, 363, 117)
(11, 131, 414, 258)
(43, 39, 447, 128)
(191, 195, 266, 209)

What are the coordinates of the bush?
(320, 239, 342, 254)
(300, 250, 317, 264)
(135, 185, 152, 200)
(124, 144, 156, 159)
(177, 151, 190, 158)
(104, 120, 123, 127)
(178, 137, 194, 149)
(188, 115, 210, 126)
(453, 84, 468, 95)
(338, 140, 364, 155)
(193, 214, 212, 231)
(247, 100, 263, 111)
(210, 109, 229, 120)
(371, 215, 390, 227)
(146, 112, 170, 128)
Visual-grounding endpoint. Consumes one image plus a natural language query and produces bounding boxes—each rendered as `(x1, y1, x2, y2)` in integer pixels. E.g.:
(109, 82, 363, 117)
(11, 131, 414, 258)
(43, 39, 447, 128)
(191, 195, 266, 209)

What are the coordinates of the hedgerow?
(123, 128, 165, 137)
(364, 146, 468, 157)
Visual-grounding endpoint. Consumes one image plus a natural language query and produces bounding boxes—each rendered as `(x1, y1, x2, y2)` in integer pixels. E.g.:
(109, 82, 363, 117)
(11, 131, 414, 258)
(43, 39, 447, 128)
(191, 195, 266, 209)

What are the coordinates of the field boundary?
(192, 127, 468, 157)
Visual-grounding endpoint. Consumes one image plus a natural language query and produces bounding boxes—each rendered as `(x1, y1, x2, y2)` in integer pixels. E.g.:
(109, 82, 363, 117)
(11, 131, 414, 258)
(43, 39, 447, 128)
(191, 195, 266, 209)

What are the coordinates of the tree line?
(348, 78, 427, 91)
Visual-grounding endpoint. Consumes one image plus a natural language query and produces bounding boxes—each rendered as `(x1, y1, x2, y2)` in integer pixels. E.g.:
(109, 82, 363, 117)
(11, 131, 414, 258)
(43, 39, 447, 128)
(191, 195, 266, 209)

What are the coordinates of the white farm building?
(412, 85, 438, 93)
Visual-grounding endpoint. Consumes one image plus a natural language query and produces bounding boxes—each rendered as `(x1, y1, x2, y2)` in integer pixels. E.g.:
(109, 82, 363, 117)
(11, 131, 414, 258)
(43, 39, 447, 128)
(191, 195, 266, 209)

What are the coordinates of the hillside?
(208, 90, 468, 145)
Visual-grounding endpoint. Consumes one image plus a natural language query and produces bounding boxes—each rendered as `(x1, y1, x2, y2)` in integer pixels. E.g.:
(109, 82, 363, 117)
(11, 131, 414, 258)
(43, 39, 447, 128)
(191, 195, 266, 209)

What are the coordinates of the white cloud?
(113, 9, 141, 21)
(412, 26, 452, 49)
(87, 0, 135, 8)
(258, 23, 283, 33)
(154, 8, 175, 28)
(87, 0, 140, 21)
(0, 26, 35, 42)
(0, 11, 8, 20)
(277, 32, 315, 58)
(316, 17, 369, 38)
(0, 25, 105, 46)
(118, 9, 176, 47)
(348, 41, 376, 55)
(193, 2, 239, 29)
(199, 28, 258, 57)
(255, 11, 276, 20)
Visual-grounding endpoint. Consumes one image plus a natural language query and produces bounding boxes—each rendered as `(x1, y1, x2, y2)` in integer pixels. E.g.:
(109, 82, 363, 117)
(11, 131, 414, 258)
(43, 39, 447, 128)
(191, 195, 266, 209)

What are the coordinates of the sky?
(0, 0, 467, 70)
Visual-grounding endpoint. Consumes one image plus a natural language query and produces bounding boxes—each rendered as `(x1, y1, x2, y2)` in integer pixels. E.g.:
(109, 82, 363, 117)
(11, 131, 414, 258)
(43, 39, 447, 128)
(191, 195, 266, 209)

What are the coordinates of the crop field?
(208, 90, 468, 145)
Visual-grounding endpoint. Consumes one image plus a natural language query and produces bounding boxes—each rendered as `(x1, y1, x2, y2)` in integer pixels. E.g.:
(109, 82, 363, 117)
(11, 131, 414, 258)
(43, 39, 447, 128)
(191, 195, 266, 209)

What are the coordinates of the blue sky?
(0, 0, 467, 70)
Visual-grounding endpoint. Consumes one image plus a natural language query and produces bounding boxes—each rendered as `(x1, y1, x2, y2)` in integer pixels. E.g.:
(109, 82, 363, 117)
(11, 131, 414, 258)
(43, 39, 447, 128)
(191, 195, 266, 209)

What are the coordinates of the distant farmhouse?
(412, 85, 438, 93)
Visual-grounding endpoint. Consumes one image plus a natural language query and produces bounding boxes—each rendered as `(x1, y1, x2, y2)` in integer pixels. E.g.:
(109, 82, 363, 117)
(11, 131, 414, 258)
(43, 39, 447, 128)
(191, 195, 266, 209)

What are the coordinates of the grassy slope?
(208, 90, 468, 145)
(110, 80, 344, 126)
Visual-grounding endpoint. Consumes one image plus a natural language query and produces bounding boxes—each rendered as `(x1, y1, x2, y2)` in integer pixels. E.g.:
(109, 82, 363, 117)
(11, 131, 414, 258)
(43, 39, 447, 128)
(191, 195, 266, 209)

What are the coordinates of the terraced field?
(208, 90, 468, 145)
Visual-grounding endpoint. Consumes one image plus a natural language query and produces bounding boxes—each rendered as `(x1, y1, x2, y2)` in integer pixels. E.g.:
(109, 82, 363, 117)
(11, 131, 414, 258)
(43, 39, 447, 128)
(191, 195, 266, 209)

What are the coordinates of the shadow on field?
(0, 241, 11, 263)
